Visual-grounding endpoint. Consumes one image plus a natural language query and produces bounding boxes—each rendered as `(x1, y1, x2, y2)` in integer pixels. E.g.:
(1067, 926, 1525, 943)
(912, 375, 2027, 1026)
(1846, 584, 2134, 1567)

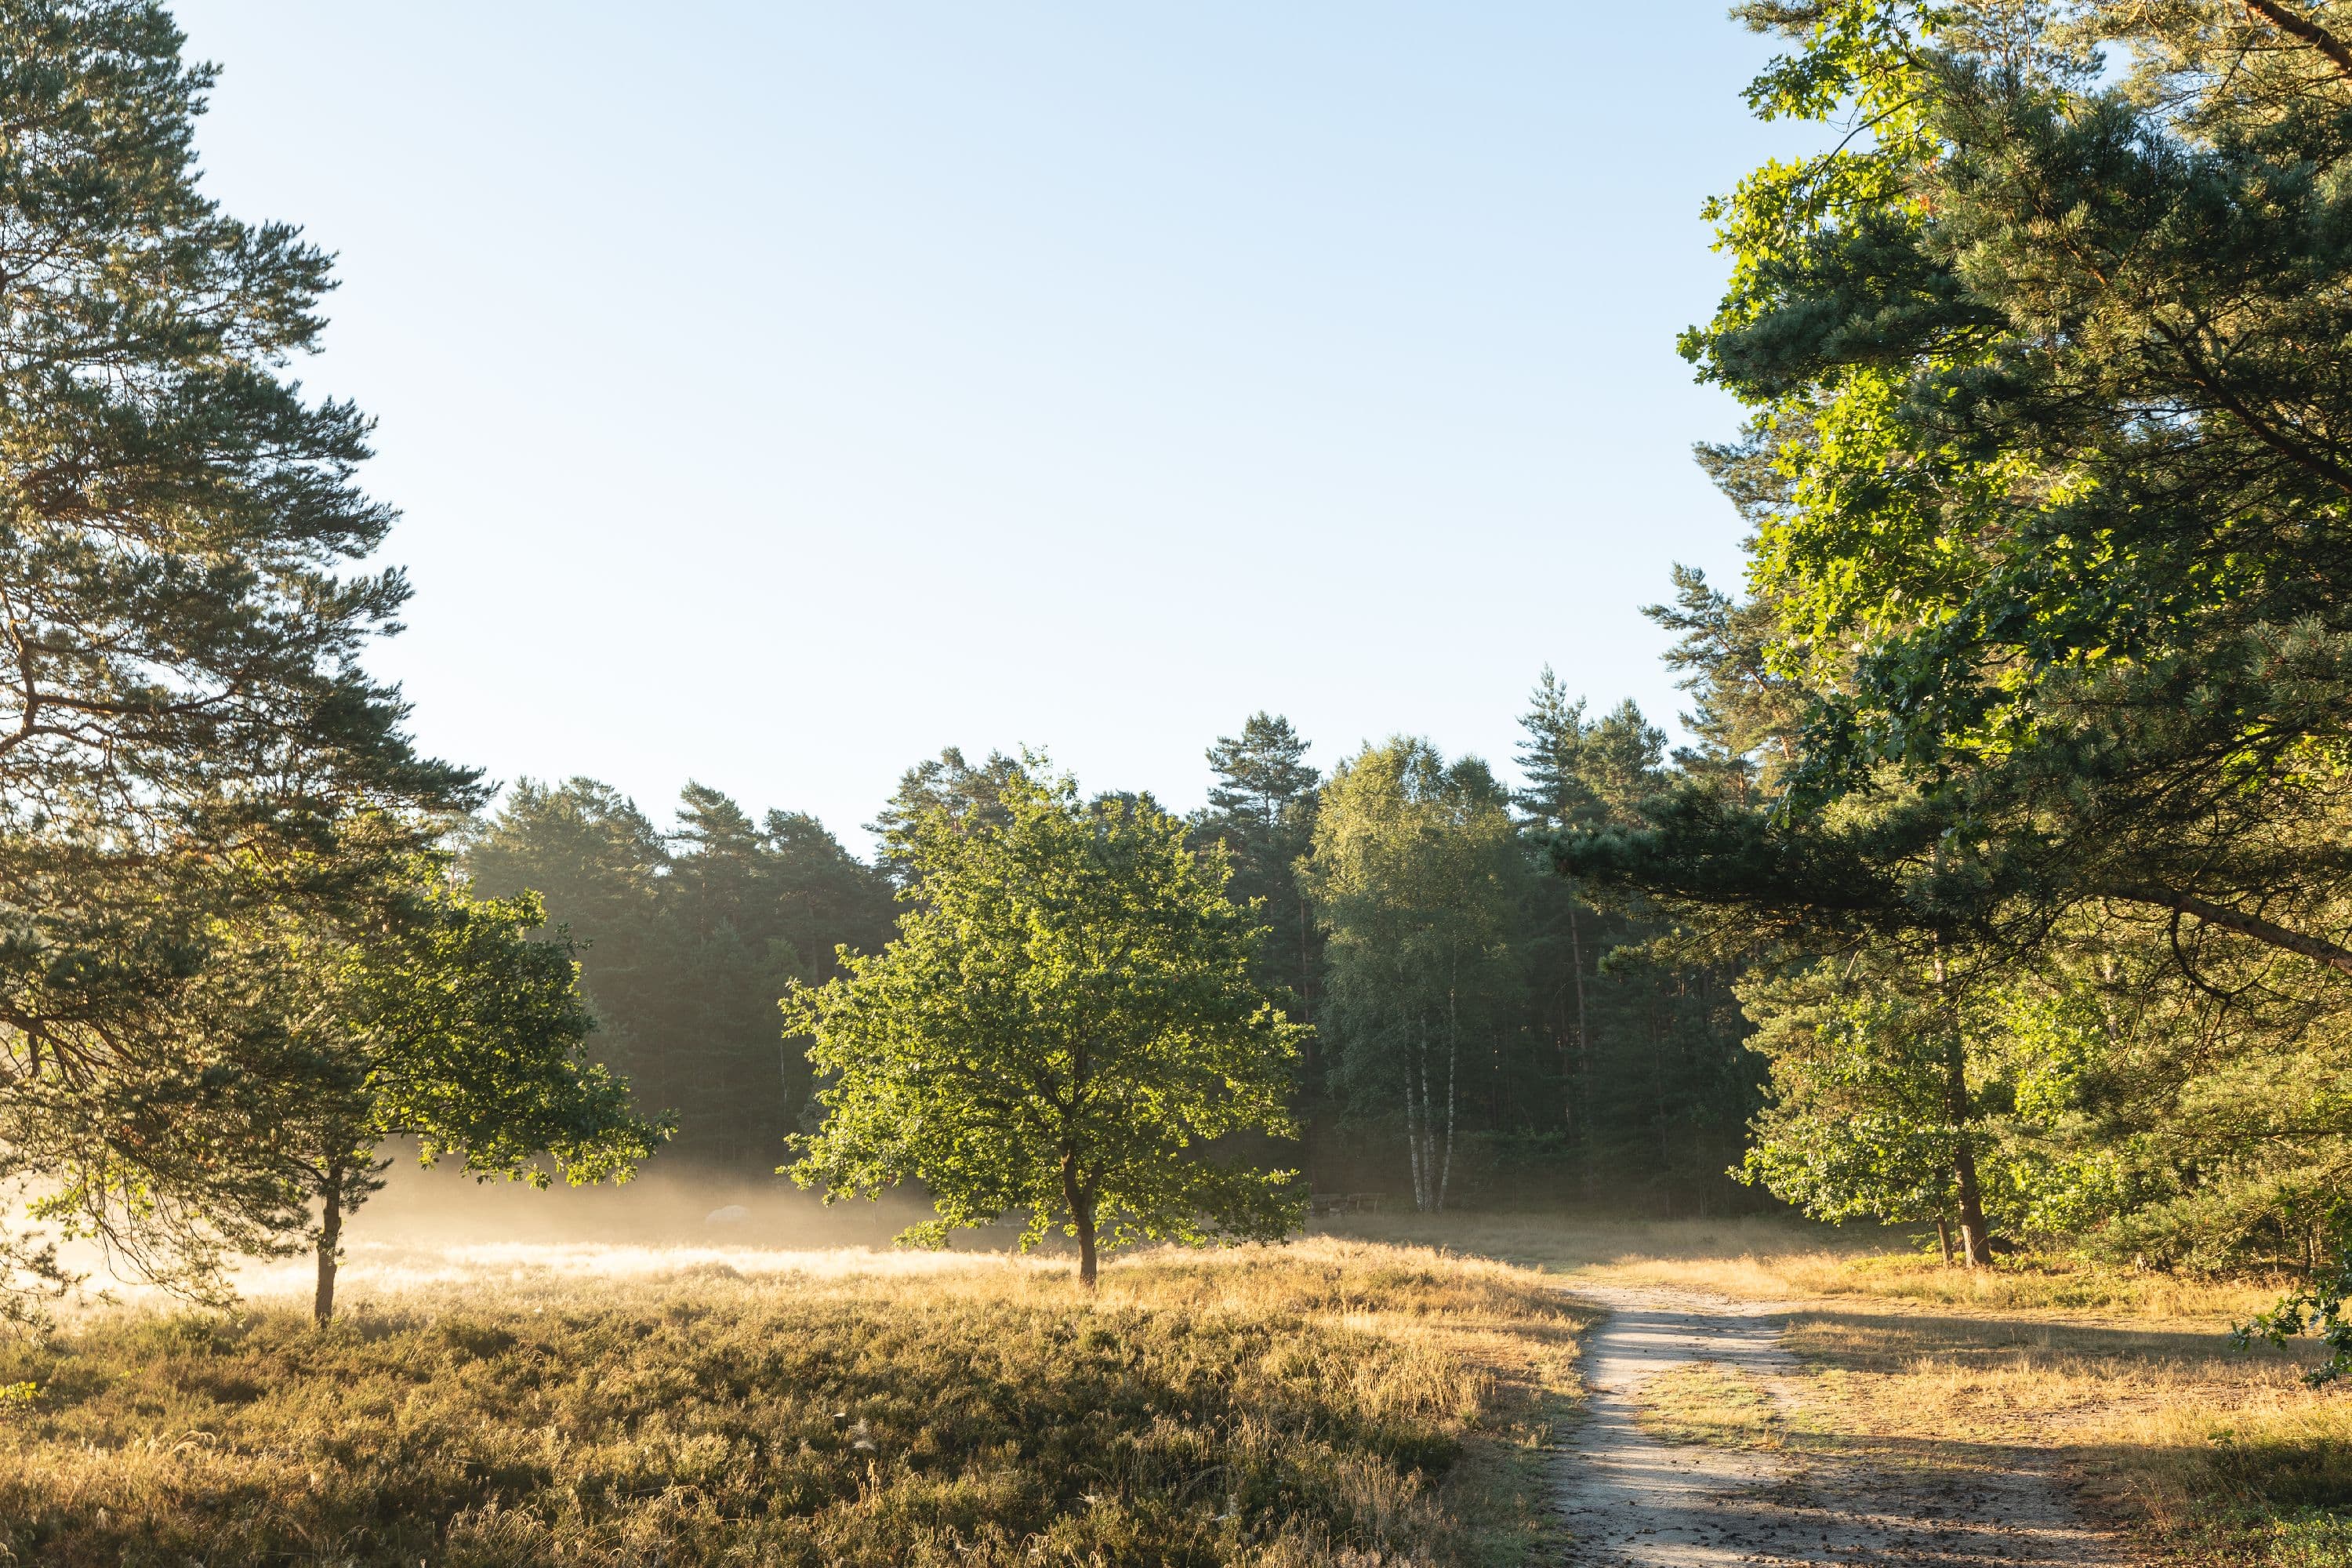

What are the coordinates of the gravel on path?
(1554, 1284, 2126, 1567)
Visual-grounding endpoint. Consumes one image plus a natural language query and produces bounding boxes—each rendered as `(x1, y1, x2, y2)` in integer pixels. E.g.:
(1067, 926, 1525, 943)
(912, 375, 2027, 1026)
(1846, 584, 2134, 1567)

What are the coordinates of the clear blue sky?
(170, 2, 1814, 848)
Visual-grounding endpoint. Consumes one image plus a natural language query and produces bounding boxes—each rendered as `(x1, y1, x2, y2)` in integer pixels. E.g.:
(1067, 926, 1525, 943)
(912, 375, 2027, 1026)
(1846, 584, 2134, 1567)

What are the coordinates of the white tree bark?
(1403, 1012, 1427, 1211)
(1438, 986, 1458, 1212)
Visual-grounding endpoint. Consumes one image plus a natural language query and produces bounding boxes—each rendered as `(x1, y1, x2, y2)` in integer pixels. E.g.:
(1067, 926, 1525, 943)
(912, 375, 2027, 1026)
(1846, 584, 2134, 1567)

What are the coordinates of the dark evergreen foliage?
(1191, 713, 1324, 1036)
(0, 1, 548, 1313)
(464, 780, 894, 1170)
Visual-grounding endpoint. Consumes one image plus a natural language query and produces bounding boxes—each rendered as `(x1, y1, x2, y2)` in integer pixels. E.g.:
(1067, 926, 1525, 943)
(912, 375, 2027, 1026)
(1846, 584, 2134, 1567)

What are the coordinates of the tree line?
(464, 690, 1773, 1220)
(0, 0, 1764, 1327)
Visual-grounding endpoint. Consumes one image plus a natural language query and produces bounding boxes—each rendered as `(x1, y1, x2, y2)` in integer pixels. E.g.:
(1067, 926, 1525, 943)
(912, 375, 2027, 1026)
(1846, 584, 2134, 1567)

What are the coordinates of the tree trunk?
(1932, 945, 1995, 1269)
(1936, 1218, 1955, 1267)
(1566, 899, 1589, 1137)
(1061, 1152, 1098, 1289)
(1650, 1001, 1674, 1184)
(1951, 1138, 1994, 1268)
(1074, 1206, 1098, 1289)
(1298, 886, 1316, 1018)
(1416, 1025, 1437, 1212)
(314, 1160, 344, 1325)
(1437, 1035, 1457, 1211)
(1403, 1012, 1426, 1211)
(1403, 1073, 1424, 1211)
(1436, 988, 1458, 1212)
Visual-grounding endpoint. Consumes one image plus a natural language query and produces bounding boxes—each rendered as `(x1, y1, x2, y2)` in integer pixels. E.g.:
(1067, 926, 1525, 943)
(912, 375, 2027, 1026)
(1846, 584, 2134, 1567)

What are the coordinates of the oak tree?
(786, 764, 1303, 1287)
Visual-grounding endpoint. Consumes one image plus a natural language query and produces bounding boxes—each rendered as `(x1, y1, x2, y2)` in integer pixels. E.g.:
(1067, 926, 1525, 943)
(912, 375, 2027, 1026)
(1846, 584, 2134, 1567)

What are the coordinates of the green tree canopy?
(14, 844, 665, 1321)
(1192, 713, 1323, 1018)
(1737, 952, 1993, 1260)
(275, 864, 667, 1322)
(0, 3, 477, 1308)
(1554, 0, 2352, 1275)
(869, 747, 1027, 885)
(1599, 0, 2352, 973)
(787, 763, 1304, 1287)
(1304, 739, 1524, 1213)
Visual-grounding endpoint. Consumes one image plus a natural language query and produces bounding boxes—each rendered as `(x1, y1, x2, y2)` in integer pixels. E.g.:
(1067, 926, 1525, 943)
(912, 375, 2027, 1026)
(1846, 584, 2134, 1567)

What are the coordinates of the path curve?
(1554, 1284, 2122, 1566)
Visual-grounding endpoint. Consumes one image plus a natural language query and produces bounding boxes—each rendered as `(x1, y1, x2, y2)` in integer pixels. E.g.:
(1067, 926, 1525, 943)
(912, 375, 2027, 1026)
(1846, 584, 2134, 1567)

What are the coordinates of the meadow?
(10, 1197, 2352, 1566)
(0, 1230, 1587, 1568)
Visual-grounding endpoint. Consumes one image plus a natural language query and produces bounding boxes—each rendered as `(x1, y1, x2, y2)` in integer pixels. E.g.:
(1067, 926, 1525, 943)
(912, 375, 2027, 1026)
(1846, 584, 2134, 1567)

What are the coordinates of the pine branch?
(2111, 884, 2352, 975)
(2244, 0, 2352, 83)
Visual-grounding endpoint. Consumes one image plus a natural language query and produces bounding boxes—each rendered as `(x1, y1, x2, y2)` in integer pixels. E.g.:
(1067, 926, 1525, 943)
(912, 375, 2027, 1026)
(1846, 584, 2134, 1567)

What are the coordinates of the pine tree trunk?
(1650, 1000, 1676, 1211)
(314, 1160, 344, 1325)
(1952, 1140, 1994, 1268)
(1931, 946, 1995, 1269)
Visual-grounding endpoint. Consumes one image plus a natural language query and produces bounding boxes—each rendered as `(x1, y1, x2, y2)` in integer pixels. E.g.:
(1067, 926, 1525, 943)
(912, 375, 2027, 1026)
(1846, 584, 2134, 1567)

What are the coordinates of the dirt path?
(1554, 1285, 2124, 1566)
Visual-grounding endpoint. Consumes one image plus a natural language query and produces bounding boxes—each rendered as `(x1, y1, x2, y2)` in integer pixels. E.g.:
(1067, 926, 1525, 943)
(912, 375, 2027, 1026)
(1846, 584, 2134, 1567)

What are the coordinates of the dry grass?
(1328, 1210, 2352, 1565)
(1319, 1211, 2282, 1319)
(0, 1237, 1590, 1568)
(1630, 1360, 1790, 1451)
(1781, 1304, 2352, 1566)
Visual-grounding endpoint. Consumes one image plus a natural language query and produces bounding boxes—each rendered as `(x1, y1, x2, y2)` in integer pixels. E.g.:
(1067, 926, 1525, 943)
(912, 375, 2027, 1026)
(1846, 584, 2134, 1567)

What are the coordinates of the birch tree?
(1305, 740, 1522, 1212)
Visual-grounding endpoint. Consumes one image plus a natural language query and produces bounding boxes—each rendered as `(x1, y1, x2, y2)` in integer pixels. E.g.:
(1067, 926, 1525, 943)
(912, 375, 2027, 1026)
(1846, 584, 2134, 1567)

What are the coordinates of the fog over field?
(142, 1161, 995, 1305)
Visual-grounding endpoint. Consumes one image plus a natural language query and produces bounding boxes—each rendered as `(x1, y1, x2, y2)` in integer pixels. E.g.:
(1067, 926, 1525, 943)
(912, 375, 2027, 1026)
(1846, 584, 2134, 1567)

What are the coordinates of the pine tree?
(463, 780, 892, 1167)
(870, 749, 1027, 884)
(1195, 713, 1323, 1017)
(0, 2, 477, 1310)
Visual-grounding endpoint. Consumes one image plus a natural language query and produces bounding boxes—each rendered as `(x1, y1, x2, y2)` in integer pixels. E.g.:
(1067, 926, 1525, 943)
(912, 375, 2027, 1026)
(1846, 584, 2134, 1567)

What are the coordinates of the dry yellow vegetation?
(0, 1238, 1588, 1568)
(1628, 1359, 1791, 1452)
(1333, 1212, 2352, 1565)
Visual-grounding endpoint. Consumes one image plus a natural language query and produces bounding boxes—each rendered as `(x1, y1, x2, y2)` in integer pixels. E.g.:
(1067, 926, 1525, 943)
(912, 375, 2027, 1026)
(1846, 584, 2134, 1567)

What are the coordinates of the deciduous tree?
(1305, 740, 1523, 1213)
(277, 867, 666, 1322)
(788, 764, 1303, 1286)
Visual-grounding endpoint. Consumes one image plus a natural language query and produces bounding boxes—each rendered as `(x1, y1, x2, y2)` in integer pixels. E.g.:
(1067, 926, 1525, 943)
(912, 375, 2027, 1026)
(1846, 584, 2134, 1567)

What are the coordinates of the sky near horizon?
(169, 2, 1817, 850)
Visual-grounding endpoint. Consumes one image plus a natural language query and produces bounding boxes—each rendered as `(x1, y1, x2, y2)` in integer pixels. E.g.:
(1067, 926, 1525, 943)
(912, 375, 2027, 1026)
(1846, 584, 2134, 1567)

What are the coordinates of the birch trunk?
(1437, 984, 1459, 1212)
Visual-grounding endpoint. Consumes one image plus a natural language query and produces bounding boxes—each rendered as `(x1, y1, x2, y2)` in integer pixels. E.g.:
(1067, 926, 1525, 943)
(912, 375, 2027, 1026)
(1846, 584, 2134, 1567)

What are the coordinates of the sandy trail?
(1555, 1285, 2123, 1566)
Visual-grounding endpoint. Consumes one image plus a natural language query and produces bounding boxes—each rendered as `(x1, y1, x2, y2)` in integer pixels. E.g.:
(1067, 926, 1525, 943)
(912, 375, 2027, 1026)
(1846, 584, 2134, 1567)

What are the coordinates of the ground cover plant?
(0, 1239, 1586, 1568)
